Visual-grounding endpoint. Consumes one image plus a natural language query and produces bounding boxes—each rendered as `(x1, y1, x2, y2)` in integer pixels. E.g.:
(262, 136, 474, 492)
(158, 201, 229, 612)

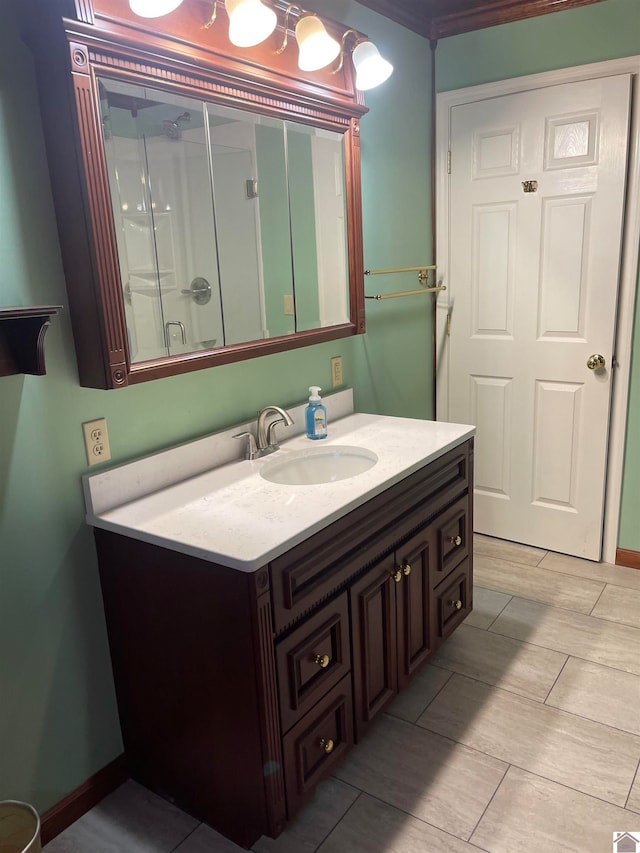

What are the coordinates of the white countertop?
(84, 403, 474, 572)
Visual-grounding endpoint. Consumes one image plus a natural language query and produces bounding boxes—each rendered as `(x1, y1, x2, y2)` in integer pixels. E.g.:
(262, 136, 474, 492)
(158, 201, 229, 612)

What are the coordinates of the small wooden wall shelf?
(0, 306, 62, 377)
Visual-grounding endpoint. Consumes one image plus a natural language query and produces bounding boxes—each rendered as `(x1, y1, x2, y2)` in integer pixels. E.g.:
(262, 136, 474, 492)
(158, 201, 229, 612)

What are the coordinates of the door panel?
(396, 530, 434, 690)
(350, 555, 397, 741)
(446, 75, 631, 559)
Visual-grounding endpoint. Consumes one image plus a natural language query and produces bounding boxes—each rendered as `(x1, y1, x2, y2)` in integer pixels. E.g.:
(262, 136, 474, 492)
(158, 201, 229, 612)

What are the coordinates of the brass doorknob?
(449, 535, 462, 546)
(314, 654, 330, 669)
(391, 568, 403, 583)
(402, 562, 412, 577)
(587, 354, 606, 371)
(320, 738, 334, 754)
(450, 599, 463, 611)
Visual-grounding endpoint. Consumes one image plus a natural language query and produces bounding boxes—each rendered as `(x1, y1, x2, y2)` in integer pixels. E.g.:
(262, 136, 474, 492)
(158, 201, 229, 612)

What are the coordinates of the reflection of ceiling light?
(128, 0, 184, 18)
(296, 15, 340, 72)
(352, 41, 393, 90)
(225, 0, 277, 47)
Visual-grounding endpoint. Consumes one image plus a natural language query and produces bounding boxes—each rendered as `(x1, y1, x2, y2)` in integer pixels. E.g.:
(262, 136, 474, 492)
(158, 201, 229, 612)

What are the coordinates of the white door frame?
(436, 56, 640, 565)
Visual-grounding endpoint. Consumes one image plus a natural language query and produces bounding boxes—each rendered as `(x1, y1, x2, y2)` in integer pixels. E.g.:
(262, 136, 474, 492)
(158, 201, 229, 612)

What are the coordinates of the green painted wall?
(255, 122, 295, 338)
(287, 127, 320, 333)
(0, 0, 431, 812)
(435, 0, 640, 551)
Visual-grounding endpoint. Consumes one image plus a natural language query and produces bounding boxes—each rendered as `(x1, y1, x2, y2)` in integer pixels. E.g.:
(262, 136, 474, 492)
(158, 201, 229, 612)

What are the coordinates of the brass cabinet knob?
(320, 738, 334, 754)
(450, 599, 463, 611)
(391, 568, 403, 583)
(587, 353, 606, 371)
(449, 535, 462, 546)
(402, 562, 412, 577)
(314, 654, 330, 669)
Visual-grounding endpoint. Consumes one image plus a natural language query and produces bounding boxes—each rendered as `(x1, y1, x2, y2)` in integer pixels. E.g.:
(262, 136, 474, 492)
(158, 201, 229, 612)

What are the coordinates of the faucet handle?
(233, 431, 258, 460)
(266, 418, 287, 450)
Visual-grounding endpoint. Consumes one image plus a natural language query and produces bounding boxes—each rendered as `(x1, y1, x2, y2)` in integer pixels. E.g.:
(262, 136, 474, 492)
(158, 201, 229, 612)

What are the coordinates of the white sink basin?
(260, 445, 378, 485)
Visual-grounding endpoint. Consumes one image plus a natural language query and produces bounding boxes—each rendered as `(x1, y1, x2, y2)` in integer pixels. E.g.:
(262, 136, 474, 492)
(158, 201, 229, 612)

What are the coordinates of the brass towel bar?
(365, 286, 446, 300)
(364, 264, 445, 300)
(364, 265, 437, 276)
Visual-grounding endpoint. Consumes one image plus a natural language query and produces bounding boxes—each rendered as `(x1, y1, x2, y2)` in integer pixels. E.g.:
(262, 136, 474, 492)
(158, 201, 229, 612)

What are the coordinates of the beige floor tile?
(539, 551, 640, 591)
(335, 713, 507, 841)
(175, 824, 245, 852)
(490, 596, 640, 676)
(431, 623, 567, 701)
(627, 771, 640, 814)
(464, 586, 512, 629)
(318, 793, 487, 853)
(546, 657, 640, 735)
(592, 584, 640, 629)
(471, 766, 638, 853)
(43, 780, 199, 853)
(417, 674, 640, 806)
(386, 664, 452, 724)
(474, 534, 546, 566)
(252, 779, 359, 853)
(475, 554, 605, 613)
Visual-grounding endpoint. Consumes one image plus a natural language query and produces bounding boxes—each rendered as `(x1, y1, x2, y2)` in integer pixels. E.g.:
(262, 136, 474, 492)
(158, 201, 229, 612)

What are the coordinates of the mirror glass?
(99, 76, 349, 363)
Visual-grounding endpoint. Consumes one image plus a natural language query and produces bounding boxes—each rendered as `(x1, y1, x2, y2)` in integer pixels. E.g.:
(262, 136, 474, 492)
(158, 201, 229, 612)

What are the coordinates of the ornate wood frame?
(26, 0, 368, 388)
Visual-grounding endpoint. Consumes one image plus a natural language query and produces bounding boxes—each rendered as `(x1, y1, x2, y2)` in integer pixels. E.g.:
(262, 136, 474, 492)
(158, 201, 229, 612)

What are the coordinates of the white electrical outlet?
(283, 294, 295, 316)
(330, 356, 343, 387)
(82, 418, 111, 466)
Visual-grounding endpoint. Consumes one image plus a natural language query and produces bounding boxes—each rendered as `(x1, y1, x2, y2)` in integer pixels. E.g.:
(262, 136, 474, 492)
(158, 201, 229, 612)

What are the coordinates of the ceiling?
(354, 0, 606, 39)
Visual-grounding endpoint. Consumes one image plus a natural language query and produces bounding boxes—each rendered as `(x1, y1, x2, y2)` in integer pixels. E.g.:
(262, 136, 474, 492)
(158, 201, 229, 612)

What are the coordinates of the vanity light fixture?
(129, 0, 392, 89)
(352, 40, 393, 90)
(334, 29, 393, 91)
(276, 5, 340, 72)
(295, 14, 340, 71)
(225, 0, 278, 46)
(128, 0, 184, 17)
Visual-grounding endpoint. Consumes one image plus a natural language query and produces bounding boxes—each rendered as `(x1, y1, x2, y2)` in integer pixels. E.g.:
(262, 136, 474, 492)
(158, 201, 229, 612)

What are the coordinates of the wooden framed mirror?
(26, 0, 368, 388)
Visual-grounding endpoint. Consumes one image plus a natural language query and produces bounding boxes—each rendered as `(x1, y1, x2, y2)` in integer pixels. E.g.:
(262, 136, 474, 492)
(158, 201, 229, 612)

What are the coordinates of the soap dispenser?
(305, 386, 328, 440)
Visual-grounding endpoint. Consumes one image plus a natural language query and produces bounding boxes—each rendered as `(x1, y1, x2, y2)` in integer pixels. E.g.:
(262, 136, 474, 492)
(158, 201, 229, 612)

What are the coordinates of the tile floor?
(44, 536, 640, 852)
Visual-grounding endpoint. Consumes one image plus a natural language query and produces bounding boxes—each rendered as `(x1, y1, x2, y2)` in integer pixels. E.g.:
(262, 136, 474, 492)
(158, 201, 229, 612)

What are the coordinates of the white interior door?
(445, 75, 631, 560)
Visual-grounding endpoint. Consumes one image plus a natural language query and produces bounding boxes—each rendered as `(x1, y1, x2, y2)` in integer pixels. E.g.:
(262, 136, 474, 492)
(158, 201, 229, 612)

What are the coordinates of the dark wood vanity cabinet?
(94, 438, 473, 848)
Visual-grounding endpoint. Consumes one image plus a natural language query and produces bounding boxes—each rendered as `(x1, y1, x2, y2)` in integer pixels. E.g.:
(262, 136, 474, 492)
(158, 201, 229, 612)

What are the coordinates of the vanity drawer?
(270, 441, 472, 634)
(282, 675, 353, 816)
(276, 593, 351, 734)
(433, 496, 471, 584)
(433, 558, 472, 643)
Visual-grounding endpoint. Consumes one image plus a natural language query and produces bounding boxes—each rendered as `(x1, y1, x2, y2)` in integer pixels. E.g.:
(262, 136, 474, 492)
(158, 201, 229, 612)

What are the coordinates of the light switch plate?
(331, 356, 343, 387)
(283, 294, 295, 316)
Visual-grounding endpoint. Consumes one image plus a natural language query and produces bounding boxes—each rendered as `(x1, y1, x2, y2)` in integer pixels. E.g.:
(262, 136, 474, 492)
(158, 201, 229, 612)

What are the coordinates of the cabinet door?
(350, 554, 397, 740)
(395, 527, 435, 690)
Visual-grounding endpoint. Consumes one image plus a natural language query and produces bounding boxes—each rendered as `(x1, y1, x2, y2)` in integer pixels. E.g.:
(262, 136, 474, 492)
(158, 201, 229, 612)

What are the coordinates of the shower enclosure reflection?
(100, 77, 349, 364)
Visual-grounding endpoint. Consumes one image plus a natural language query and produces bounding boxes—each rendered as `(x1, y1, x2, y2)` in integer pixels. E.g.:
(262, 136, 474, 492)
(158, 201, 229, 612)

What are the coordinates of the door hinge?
(447, 150, 451, 174)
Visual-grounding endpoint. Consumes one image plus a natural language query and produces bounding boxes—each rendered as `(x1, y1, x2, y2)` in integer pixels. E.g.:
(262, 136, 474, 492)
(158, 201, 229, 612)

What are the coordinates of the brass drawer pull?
(450, 599, 463, 611)
(391, 568, 403, 583)
(319, 737, 334, 754)
(314, 654, 330, 669)
(402, 562, 411, 577)
(449, 535, 462, 546)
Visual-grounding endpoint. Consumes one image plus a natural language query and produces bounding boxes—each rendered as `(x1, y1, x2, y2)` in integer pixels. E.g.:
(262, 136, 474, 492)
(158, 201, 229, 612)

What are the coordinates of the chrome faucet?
(256, 405, 294, 454)
(233, 405, 294, 461)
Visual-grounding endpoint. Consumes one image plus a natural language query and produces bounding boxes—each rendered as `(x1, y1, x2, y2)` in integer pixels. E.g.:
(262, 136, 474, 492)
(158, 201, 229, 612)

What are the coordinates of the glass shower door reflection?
(100, 78, 224, 363)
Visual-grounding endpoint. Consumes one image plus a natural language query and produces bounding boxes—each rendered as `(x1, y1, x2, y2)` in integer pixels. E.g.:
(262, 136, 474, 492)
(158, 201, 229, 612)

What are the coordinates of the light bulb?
(129, 0, 184, 18)
(296, 15, 340, 72)
(225, 0, 277, 48)
(352, 41, 393, 91)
